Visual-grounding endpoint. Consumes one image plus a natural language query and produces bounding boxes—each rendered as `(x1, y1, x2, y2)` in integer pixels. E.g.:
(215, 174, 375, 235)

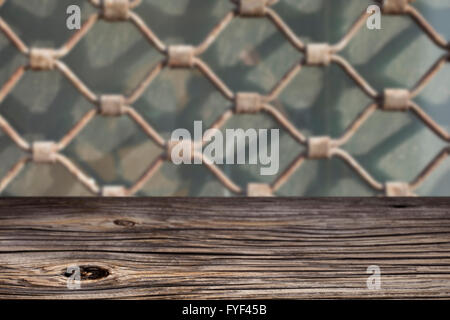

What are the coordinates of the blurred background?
(0, 0, 449, 196)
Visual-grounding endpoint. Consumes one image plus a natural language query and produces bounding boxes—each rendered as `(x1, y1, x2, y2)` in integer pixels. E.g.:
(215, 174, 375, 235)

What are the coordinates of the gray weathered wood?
(0, 198, 449, 299)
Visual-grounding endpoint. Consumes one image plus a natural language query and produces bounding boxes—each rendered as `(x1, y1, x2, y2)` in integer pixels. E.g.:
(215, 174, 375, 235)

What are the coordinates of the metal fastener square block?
(383, 89, 410, 111)
(306, 44, 331, 66)
(166, 140, 197, 162)
(385, 182, 411, 197)
(99, 95, 126, 116)
(382, 0, 409, 14)
(239, 0, 267, 17)
(308, 137, 332, 159)
(102, 0, 130, 21)
(247, 183, 273, 196)
(168, 46, 195, 68)
(102, 185, 126, 197)
(235, 92, 262, 114)
(29, 48, 56, 70)
(32, 141, 57, 163)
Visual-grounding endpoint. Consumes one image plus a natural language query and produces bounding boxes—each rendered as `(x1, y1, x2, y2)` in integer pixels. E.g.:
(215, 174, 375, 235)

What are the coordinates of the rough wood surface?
(0, 198, 449, 299)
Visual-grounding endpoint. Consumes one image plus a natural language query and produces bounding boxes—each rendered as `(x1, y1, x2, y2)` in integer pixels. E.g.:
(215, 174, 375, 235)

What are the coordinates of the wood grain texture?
(0, 198, 450, 299)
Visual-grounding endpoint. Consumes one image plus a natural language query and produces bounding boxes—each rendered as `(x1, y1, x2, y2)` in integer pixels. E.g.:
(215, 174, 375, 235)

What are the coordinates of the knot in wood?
(382, 0, 409, 14)
(102, 185, 126, 197)
(383, 89, 410, 111)
(166, 139, 196, 162)
(29, 48, 56, 71)
(247, 183, 273, 197)
(239, 0, 268, 17)
(114, 219, 136, 227)
(385, 182, 413, 197)
(168, 45, 195, 68)
(102, 0, 130, 21)
(64, 265, 110, 281)
(235, 92, 263, 114)
(99, 95, 126, 116)
(308, 136, 332, 159)
(32, 141, 57, 163)
(306, 44, 331, 66)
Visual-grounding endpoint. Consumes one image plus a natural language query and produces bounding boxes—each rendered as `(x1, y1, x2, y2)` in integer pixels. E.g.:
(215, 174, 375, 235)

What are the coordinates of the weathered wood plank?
(0, 198, 450, 299)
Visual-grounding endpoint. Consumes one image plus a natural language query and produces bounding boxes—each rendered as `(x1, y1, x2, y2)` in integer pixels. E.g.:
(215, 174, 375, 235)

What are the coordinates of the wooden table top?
(0, 198, 449, 299)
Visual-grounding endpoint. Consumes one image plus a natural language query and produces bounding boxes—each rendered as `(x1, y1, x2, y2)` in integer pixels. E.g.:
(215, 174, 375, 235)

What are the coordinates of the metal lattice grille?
(0, 0, 449, 196)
